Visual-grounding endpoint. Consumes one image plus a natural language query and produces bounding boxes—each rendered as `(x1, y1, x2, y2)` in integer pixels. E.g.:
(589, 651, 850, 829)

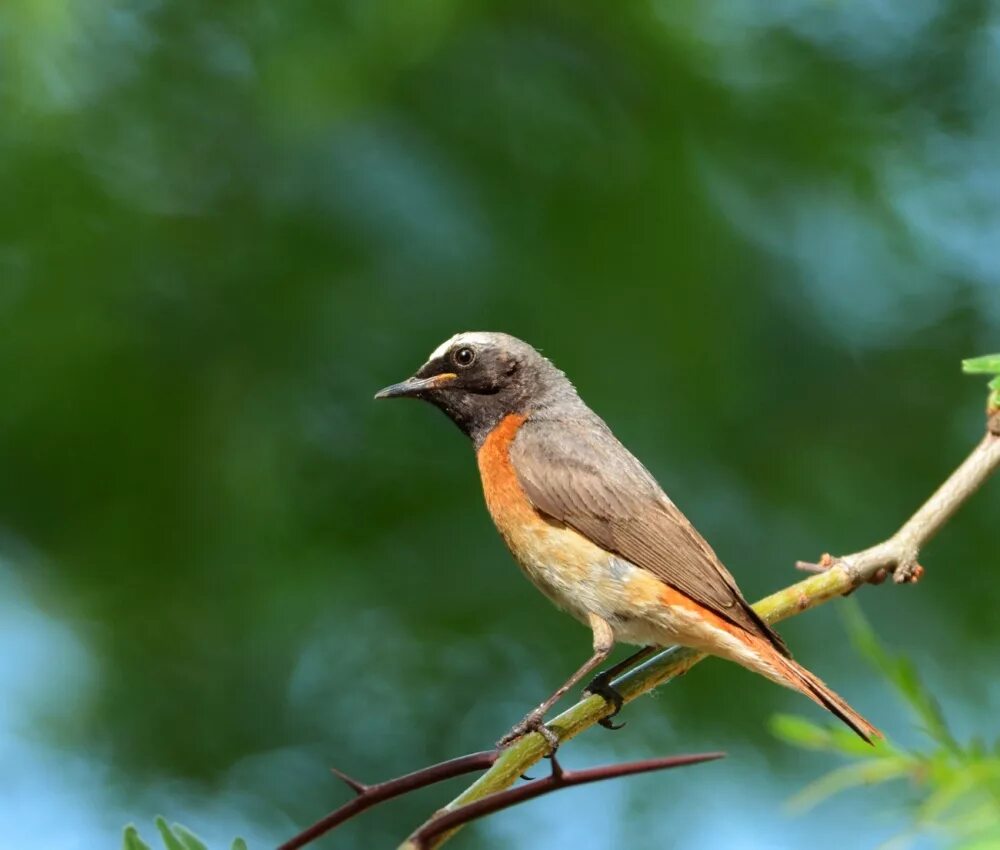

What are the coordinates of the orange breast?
(476, 413, 539, 534)
(476, 413, 613, 616)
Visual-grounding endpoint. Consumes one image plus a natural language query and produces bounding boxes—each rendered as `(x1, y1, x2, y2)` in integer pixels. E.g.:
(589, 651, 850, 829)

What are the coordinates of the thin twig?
(401, 751, 724, 849)
(277, 750, 498, 850)
(404, 424, 1000, 849)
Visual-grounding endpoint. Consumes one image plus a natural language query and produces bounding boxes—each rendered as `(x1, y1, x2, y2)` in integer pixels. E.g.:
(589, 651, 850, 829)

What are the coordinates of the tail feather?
(667, 589, 881, 743)
(770, 651, 881, 744)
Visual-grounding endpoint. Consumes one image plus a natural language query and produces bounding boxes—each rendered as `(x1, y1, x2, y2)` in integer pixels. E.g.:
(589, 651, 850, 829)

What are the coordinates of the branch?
(277, 750, 498, 850)
(400, 751, 724, 850)
(404, 419, 1000, 849)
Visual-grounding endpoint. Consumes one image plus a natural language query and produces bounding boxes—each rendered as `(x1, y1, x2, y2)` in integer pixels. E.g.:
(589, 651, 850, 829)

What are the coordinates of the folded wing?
(510, 416, 789, 656)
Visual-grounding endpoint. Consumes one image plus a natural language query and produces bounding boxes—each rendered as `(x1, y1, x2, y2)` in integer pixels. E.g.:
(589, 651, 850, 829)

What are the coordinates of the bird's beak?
(374, 372, 457, 400)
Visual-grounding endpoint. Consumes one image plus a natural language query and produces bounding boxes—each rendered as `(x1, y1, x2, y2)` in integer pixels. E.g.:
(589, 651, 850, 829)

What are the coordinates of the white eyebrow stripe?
(429, 334, 461, 360)
(427, 332, 494, 361)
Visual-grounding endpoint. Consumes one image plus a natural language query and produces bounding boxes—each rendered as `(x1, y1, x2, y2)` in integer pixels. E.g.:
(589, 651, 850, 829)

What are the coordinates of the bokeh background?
(1, 1, 999, 848)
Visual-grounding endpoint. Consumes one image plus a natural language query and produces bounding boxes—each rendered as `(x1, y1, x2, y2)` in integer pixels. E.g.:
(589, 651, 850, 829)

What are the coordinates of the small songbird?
(376, 332, 879, 747)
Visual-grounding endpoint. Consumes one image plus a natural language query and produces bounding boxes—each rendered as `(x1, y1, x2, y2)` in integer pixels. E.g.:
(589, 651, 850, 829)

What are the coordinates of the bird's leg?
(498, 614, 614, 751)
(584, 645, 657, 729)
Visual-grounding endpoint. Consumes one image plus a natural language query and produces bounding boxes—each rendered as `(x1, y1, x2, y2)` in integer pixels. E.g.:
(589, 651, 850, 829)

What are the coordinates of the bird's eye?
(453, 346, 476, 368)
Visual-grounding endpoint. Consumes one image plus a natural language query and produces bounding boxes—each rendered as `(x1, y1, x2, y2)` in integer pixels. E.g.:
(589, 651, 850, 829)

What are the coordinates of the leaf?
(770, 713, 889, 758)
(123, 826, 153, 850)
(124, 819, 245, 850)
(787, 756, 914, 812)
(770, 714, 834, 750)
(963, 354, 1000, 409)
(874, 832, 919, 850)
(962, 354, 1000, 375)
(955, 837, 1000, 850)
(154, 817, 188, 850)
(172, 824, 210, 850)
(840, 602, 957, 751)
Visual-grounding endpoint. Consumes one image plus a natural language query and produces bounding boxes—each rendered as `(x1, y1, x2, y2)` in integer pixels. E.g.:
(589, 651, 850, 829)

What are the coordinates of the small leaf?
(962, 354, 1000, 375)
(787, 756, 913, 812)
(154, 817, 187, 850)
(955, 837, 1000, 850)
(123, 826, 153, 850)
(172, 824, 210, 850)
(874, 831, 919, 850)
(840, 602, 957, 751)
(770, 714, 834, 750)
(963, 354, 1000, 409)
(919, 766, 986, 822)
(771, 713, 891, 758)
(231, 839, 248, 850)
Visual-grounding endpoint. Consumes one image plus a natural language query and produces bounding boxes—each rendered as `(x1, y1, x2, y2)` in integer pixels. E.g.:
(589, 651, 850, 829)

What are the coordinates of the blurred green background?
(1, 1, 998, 848)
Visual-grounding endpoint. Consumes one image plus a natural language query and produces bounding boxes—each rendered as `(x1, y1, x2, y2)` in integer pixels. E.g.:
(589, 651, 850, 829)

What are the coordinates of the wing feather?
(510, 416, 789, 655)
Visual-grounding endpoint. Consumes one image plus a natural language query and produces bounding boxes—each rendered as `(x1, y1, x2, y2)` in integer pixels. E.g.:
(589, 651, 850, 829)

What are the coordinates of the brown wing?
(510, 416, 789, 656)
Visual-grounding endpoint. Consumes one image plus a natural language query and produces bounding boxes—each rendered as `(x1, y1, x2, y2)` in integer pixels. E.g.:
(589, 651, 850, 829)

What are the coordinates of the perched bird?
(376, 332, 879, 748)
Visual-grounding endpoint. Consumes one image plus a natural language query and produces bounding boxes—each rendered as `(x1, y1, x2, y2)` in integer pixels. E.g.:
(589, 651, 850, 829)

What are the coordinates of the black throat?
(426, 389, 524, 449)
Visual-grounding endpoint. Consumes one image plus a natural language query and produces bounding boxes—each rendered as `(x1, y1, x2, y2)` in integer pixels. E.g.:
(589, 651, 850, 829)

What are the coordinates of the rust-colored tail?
(759, 642, 881, 744)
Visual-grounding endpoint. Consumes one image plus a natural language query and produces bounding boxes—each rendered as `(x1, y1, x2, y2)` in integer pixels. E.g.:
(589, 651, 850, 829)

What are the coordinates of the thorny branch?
(279, 748, 721, 849)
(277, 751, 499, 850)
(400, 752, 724, 850)
(401, 412, 1000, 848)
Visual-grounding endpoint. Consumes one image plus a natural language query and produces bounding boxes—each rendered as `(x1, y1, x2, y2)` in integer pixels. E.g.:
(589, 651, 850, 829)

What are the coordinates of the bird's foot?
(584, 672, 625, 730)
(497, 708, 560, 752)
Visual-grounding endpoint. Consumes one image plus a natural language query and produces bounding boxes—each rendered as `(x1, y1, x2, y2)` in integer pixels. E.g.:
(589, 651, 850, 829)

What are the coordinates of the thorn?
(330, 767, 369, 795)
(519, 773, 534, 781)
(598, 717, 627, 730)
(795, 554, 837, 574)
(549, 751, 565, 781)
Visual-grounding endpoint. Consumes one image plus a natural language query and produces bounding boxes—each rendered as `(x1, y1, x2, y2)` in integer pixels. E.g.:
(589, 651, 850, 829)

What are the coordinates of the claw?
(585, 673, 626, 731)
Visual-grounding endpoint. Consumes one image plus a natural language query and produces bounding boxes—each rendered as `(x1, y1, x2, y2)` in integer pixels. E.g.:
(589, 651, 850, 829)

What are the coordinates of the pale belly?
(497, 517, 781, 683)
(498, 514, 696, 648)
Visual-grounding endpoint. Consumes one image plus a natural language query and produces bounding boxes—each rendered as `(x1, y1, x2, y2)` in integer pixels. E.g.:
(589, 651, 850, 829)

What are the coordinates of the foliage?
(122, 817, 246, 850)
(772, 602, 1000, 849)
(963, 355, 1000, 412)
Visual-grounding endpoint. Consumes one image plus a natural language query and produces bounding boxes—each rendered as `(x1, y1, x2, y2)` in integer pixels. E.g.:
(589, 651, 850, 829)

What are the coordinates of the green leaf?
(955, 837, 1000, 850)
(787, 756, 914, 812)
(154, 817, 188, 850)
(124, 819, 245, 850)
(874, 832, 919, 850)
(172, 824, 210, 850)
(962, 354, 1000, 375)
(123, 825, 153, 850)
(840, 602, 957, 751)
(770, 714, 835, 750)
(963, 354, 1000, 409)
(919, 764, 990, 823)
(770, 713, 888, 758)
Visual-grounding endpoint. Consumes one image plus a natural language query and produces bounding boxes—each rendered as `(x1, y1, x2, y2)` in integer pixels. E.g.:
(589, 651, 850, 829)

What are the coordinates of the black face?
(375, 337, 531, 446)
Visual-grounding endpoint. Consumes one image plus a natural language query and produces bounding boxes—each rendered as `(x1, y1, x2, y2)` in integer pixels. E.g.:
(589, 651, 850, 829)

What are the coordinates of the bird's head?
(375, 331, 573, 445)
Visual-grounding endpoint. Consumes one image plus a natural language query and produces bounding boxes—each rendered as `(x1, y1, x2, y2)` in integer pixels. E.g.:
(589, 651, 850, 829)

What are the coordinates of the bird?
(375, 331, 879, 748)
